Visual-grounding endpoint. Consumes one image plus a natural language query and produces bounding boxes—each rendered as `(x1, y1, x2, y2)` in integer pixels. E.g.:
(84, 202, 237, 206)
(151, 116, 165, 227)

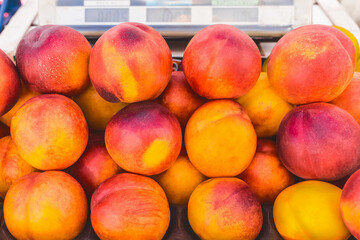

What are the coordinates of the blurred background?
(0, 0, 359, 62)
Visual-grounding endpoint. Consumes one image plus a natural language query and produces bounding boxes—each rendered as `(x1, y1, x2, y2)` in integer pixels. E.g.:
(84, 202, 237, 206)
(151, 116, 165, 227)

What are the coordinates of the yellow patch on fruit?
(23, 145, 47, 170)
(28, 202, 64, 239)
(273, 180, 350, 240)
(102, 41, 139, 102)
(143, 139, 169, 168)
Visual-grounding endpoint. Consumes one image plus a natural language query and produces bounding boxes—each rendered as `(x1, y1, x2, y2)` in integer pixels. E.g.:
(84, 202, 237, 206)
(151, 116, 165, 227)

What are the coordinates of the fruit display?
(15, 25, 91, 96)
(66, 134, 122, 198)
(0, 20, 359, 240)
(236, 72, 294, 137)
(91, 173, 170, 240)
(183, 24, 261, 99)
(89, 22, 172, 103)
(10, 94, 88, 170)
(268, 24, 356, 104)
(158, 71, 206, 129)
(331, 72, 360, 124)
(0, 49, 20, 116)
(239, 139, 294, 204)
(273, 181, 350, 240)
(185, 99, 257, 177)
(341, 169, 360, 239)
(0, 136, 35, 198)
(277, 102, 360, 181)
(188, 178, 263, 240)
(4, 171, 88, 240)
(105, 102, 182, 176)
(154, 154, 207, 205)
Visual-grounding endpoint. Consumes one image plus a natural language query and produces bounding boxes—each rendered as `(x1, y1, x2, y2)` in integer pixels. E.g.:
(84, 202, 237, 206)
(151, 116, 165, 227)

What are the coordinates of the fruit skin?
(0, 49, 21, 116)
(273, 181, 350, 240)
(89, 22, 172, 103)
(67, 136, 122, 197)
(91, 173, 170, 240)
(15, 25, 91, 96)
(158, 71, 206, 128)
(331, 72, 360, 124)
(236, 72, 294, 137)
(105, 101, 182, 176)
(239, 139, 294, 204)
(185, 99, 257, 177)
(183, 24, 261, 99)
(277, 102, 360, 181)
(333, 25, 360, 71)
(268, 24, 356, 104)
(188, 177, 263, 240)
(154, 155, 207, 205)
(0, 82, 39, 126)
(340, 169, 360, 239)
(11, 94, 88, 170)
(4, 171, 88, 240)
(74, 84, 128, 131)
(0, 136, 36, 198)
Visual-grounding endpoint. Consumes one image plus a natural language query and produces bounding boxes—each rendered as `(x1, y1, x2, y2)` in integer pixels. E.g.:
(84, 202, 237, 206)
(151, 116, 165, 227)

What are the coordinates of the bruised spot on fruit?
(143, 139, 170, 169)
(120, 28, 144, 46)
(95, 85, 119, 103)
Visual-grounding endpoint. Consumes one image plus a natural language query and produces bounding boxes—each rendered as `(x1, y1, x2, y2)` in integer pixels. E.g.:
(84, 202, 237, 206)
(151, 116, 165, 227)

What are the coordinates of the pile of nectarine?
(0, 21, 359, 240)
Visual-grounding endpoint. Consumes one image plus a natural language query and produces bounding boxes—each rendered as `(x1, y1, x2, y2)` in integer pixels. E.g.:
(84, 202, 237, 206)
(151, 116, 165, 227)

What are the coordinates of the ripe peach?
(105, 102, 181, 175)
(15, 25, 91, 96)
(183, 24, 261, 99)
(239, 139, 295, 204)
(74, 84, 127, 131)
(0, 49, 21, 116)
(0, 121, 9, 138)
(91, 173, 170, 240)
(236, 72, 294, 137)
(188, 178, 263, 240)
(185, 99, 257, 177)
(67, 138, 122, 197)
(11, 94, 88, 170)
(158, 71, 206, 128)
(331, 72, 360, 124)
(273, 181, 350, 240)
(268, 24, 356, 104)
(0, 82, 39, 126)
(340, 169, 360, 239)
(4, 171, 88, 240)
(154, 155, 207, 205)
(89, 22, 172, 103)
(277, 103, 360, 181)
(0, 136, 35, 198)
